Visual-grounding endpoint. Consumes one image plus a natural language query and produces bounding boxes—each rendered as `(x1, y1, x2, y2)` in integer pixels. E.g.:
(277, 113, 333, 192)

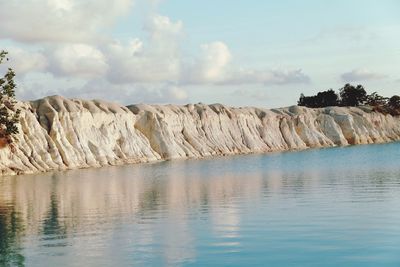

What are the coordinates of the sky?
(0, 0, 399, 108)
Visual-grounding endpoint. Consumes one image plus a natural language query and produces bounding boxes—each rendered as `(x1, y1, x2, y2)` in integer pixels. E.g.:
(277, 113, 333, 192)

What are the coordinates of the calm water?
(1, 143, 400, 266)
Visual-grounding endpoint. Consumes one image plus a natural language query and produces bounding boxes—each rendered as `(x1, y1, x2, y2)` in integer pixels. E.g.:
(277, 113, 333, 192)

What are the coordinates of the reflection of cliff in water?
(41, 175, 68, 248)
(0, 156, 396, 234)
(0, 161, 265, 265)
(0, 147, 398, 265)
(0, 199, 25, 266)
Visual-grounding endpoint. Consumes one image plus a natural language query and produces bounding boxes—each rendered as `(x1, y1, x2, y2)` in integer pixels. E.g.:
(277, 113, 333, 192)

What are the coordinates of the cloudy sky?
(0, 0, 399, 107)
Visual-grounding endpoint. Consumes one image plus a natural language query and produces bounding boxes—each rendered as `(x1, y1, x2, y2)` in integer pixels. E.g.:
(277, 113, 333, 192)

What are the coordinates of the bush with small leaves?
(0, 50, 21, 147)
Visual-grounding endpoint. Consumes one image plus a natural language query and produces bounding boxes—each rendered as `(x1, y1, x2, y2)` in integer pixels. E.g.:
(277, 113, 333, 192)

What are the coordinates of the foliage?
(0, 50, 21, 146)
(339, 84, 367, 107)
(388, 95, 400, 116)
(298, 89, 339, 108)
(388, 95, 400, 109)
(365, 92, 388, 107)
(297, 84, 400, 116)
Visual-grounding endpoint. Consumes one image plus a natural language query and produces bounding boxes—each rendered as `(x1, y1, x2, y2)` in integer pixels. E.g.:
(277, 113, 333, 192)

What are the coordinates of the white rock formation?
(1, 95, 399, 176)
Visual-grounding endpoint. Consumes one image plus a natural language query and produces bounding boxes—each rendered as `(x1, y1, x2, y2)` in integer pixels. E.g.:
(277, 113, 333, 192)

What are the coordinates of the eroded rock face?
(1, 96, 399, 176)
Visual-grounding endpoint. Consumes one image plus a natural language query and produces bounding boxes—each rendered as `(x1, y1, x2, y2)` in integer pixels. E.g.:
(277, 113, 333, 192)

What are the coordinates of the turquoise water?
(1, 142, 400, 266)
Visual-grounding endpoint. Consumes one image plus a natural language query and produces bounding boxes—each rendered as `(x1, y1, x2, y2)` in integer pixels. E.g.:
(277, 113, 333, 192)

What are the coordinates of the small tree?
(298, 89, 339, 108)
(366, 92, 388, 107)
(339, 84, 367, 106)
(388, 95, 400, 109)
(315, 89, 339, 107)
(387, 95, 400, 116)
(0, 50, 20, 146)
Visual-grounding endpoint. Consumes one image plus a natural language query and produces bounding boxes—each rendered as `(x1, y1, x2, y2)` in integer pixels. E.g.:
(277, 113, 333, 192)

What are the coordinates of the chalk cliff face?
(1, 95, 400, 176)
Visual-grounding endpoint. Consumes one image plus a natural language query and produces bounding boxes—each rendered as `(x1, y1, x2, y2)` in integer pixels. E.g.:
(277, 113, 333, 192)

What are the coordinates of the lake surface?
(1, 142, 400, 266)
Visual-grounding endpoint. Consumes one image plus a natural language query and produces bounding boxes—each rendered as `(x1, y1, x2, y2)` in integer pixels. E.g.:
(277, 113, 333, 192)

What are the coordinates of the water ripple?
(0, 142, 400, 266)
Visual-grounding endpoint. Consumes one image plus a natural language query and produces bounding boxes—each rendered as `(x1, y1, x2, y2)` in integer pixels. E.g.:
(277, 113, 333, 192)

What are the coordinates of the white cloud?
(48, 44, 108, 78)
(16, 75, 189, 104)
(0, 48, 48, 75)
(0, 1, 311, 105)
(106, 15, 183, 84)
(183, 42, 232, 84)
(61, 80, 188, 104)
(166, 86, 188, 101)
(144, 15, 183, 39)
(200, 42, 232, 81)
(15, 72, 86, 101)
(0, 0, 133, 43)
(122, 84, 188, 104)
(104, 35, 307, 87)
(341, 68, 387, 82)
(181, 42, 309, 86)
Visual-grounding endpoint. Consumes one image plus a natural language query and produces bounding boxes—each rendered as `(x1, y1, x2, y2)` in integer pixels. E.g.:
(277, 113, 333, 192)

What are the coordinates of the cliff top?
(27, 95, 375, 117)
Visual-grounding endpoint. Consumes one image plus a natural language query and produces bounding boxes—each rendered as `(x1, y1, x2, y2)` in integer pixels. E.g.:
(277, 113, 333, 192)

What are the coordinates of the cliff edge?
(1, 95, 399, 176)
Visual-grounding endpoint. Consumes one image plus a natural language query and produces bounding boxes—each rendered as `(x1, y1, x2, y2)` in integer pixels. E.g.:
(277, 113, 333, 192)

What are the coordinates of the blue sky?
(0, 0, 399, 107)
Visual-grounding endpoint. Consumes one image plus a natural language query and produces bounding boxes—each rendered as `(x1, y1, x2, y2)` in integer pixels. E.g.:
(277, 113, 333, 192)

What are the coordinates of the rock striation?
(1, 95, 400, 176)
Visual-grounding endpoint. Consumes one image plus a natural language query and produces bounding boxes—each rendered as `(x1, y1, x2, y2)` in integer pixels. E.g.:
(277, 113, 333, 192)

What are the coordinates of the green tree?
(315, 89, 339, 107)
(387, 95, 400, 116)
(366, 92, 388, 107)
(0, 50, 21, 146)
(339, 84, 367, 106)
(298, 89, 339, 108)
(388, 95, 400, 109)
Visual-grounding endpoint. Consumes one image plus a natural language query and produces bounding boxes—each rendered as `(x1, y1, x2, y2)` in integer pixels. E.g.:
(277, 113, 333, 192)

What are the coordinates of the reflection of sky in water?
(0, 142, 400, 266)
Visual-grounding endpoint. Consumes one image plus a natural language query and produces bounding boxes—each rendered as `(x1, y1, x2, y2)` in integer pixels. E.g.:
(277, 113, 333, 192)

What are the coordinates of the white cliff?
(1, 95, 399, 176)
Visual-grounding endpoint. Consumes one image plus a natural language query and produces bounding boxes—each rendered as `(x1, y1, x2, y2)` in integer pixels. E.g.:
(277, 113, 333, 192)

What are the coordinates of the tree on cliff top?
(298, 89, 339, 108)
(388, 95, 400, 109)
(339, 84, 367, 107)
(388, 95, 400, 116)
(0, 50, 20, 146)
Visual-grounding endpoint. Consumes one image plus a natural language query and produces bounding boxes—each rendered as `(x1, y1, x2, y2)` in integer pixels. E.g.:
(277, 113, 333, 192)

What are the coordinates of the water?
(1, 142, 400, 266)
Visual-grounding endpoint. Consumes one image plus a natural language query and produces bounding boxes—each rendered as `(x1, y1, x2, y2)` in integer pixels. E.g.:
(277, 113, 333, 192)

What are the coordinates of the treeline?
(298, 83, 400, 116)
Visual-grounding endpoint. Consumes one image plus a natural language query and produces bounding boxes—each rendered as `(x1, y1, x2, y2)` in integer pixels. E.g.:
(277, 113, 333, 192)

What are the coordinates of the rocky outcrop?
(1, 96, 399, 176)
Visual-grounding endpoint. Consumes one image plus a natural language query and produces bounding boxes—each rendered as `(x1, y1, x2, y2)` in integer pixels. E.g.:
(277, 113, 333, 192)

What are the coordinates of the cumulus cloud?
(17, 75, 189, 104)
(183, 42, 232, 84)
(58, 80, 188, 104)
(47, 44, 108, 78)
(106, 15, 183, 84)
(0, 48, 48, 75)
(0, 0, 311, 104)
(165, 86, 188, 101)
(144, 15, 183, 39)
(128, 85, 188, 103)
(199, 42, 232, 81)
(341, 68, 387, 82)
(182, 43, 309, 86)
(0, 0, 133, 43)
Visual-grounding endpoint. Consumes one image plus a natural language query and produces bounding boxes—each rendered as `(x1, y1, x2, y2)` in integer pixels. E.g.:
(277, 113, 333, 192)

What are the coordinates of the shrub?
(0, 50, 21, 147)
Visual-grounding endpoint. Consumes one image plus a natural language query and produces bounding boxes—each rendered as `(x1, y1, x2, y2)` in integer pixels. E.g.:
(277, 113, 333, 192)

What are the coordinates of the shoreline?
(1, 95, 400, 176)
(5, 140, 399, 179)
